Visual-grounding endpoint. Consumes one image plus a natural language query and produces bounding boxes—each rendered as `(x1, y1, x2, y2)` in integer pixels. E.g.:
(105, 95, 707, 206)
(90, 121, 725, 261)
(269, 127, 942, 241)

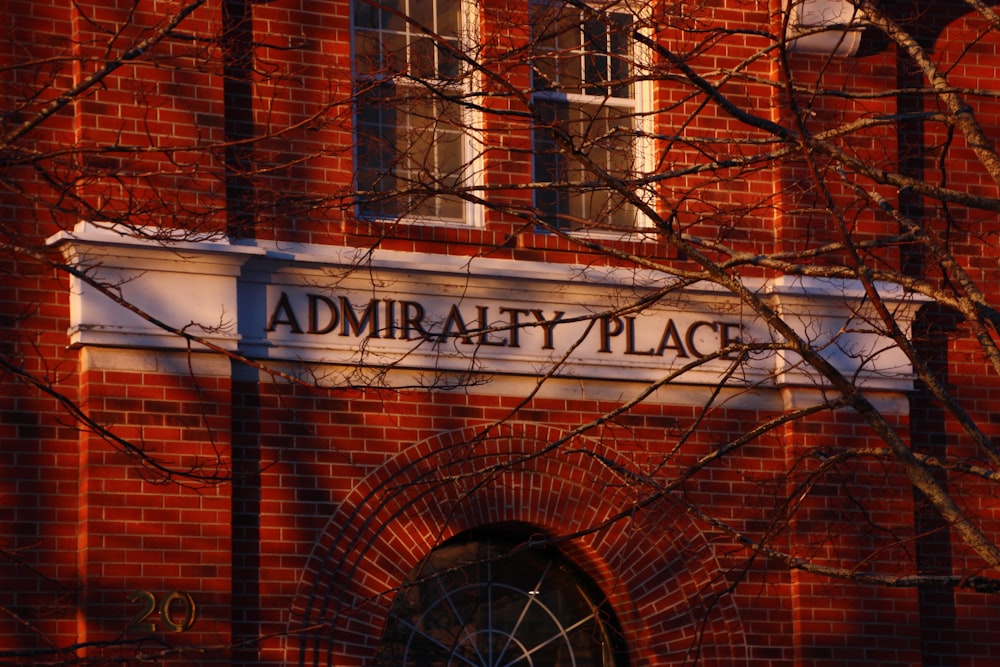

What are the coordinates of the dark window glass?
(377, 528, 628, 667)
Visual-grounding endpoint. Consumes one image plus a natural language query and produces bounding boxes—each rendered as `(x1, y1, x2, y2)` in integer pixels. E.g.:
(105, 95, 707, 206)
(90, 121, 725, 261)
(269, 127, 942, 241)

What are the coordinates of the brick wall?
(75, 350, 233, 661)
(4, 0, 1000, 665)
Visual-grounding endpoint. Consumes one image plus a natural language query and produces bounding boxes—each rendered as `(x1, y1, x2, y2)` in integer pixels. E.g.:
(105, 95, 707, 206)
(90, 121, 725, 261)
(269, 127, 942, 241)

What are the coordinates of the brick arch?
(291, 422, 747, 666)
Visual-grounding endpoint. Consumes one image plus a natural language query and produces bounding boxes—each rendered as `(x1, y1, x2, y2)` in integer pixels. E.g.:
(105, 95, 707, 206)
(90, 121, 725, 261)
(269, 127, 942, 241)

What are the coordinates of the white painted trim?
(49, 222, 922, 393)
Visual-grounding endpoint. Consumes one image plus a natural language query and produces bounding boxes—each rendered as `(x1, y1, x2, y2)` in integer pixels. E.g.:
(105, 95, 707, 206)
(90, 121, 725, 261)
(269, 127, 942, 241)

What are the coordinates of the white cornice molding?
(48, 222, 922, 393)
(47, 222, 264, 350)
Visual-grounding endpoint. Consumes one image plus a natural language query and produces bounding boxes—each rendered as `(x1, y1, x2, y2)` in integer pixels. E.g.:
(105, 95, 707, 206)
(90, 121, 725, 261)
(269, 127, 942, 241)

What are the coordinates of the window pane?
(356, 85, 400, 217)
(438, 38, 461, 79)
(381, 0, 405, 32)
(353, 29, 382, 75)
(584, 18, 609, 96)
(410, 36, 436, 78)
(435, 0, 460, 37)
(609, 12, 632, 98)
(352, 2, 377, 29)
(409, 0, 434, 32)
(434, 100, 466, 219)
(533, 100, 570, 225)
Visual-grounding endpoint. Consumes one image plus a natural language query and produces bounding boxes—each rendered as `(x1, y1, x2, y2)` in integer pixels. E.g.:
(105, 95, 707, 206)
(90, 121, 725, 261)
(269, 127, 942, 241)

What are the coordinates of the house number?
(127, 590, 197, 633)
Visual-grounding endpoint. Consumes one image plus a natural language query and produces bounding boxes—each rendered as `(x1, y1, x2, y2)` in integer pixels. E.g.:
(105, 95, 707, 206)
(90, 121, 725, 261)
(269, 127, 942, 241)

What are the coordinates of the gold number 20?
(127, 590, 197, 633)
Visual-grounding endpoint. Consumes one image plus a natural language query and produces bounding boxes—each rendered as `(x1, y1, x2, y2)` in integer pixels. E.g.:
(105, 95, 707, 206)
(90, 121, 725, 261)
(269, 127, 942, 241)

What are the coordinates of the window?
(377, 527, 628, 667)
(353, 0, 472, 222)
(531, 2, 642, 231)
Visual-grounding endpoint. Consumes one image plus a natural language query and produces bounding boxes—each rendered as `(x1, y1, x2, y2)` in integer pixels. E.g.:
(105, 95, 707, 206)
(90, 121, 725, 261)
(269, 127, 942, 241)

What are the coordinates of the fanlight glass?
(377, 529, 627, 667)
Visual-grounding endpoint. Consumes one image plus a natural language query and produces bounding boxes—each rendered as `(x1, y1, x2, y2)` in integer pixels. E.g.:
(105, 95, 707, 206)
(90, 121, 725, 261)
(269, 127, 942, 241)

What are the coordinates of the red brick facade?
(3, 1, 1000, 665)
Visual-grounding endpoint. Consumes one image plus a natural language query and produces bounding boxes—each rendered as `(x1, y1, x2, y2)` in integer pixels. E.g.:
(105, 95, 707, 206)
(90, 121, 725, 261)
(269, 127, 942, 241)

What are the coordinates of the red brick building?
(3, 0, 1000, 665)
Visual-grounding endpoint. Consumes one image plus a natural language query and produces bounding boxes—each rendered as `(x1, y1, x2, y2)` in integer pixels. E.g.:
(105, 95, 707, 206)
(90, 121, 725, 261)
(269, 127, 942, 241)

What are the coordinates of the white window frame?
(529, 1, 652, 235)
(351, 0, 482, 227)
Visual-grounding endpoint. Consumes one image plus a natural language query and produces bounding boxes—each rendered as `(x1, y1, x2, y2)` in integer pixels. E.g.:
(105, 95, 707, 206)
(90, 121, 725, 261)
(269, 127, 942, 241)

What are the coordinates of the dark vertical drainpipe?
(223, 1, 262, 662)
(897, 36, 959, 666)
(231, 371, 263, 664)
(223, 0, 255, 239)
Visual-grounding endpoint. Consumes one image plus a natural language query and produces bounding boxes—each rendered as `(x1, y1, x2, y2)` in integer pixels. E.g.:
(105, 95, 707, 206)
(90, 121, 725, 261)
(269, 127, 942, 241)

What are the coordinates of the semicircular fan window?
(377, 528, 628, 667)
